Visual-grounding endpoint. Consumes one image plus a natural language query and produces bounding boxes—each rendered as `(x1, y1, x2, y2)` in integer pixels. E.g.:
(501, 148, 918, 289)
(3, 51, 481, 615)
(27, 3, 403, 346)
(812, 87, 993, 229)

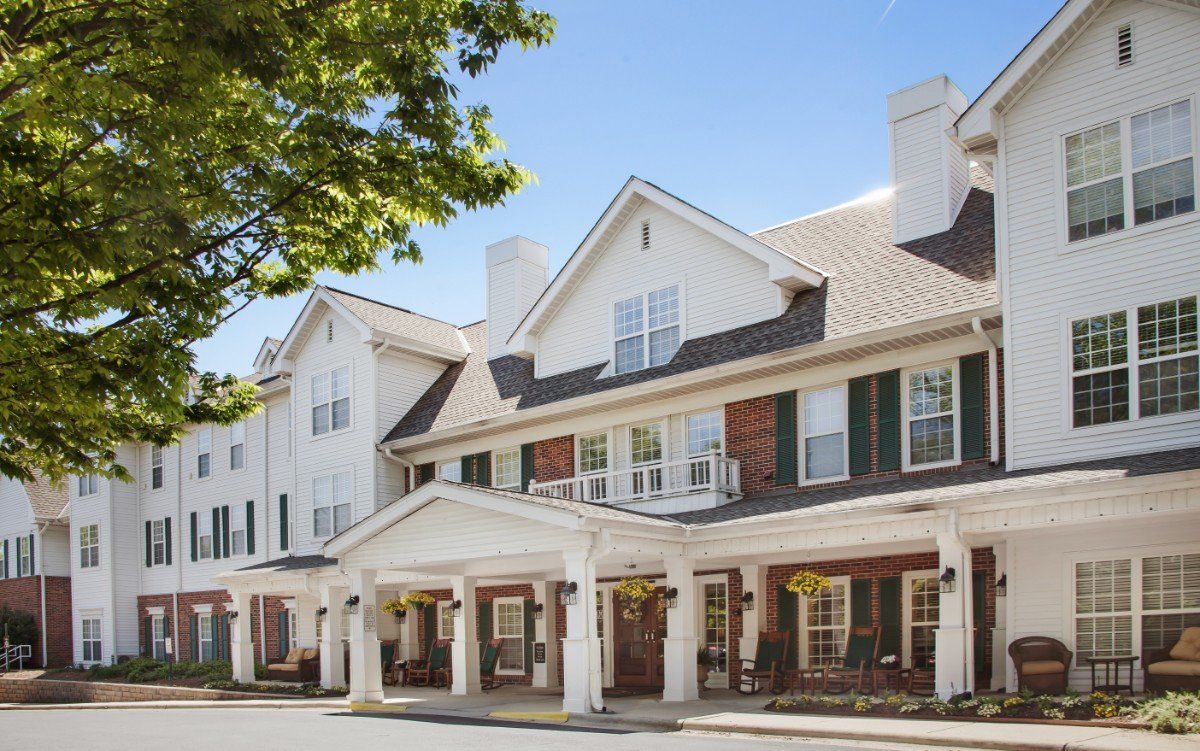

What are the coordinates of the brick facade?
(136, 591, 286, 664)
(533, 435, 574, 484)
(0, 575, 72, 668)
(414, 584, 537, 685)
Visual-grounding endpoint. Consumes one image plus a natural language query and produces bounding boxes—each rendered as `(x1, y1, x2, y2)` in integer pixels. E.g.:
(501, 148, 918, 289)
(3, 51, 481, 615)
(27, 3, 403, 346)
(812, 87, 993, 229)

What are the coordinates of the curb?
(489, 710, 569, 723)
(349, 702, 408, 713)
(0, 700, 348, 711)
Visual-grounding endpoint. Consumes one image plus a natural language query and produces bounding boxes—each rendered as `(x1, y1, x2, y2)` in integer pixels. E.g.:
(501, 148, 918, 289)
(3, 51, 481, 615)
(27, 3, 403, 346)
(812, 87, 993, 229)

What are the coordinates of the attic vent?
(1116, 23, 1133, 67)
(640, 220, 650, 251)
(326, 319, 334, 342)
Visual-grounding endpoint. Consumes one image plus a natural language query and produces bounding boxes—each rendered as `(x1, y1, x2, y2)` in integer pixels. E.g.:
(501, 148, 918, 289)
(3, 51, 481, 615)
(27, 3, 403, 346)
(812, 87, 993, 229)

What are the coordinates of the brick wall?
(0, 575, 72, 668)
(414, 584, 537, 685)
(0, 678, 304, 704)
(533, 435, 574, 484)
(137, 592, 286, 664)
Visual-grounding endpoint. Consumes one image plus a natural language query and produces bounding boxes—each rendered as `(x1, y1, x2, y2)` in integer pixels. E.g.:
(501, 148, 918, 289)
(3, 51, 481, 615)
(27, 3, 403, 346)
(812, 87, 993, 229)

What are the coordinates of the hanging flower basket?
(614, 577, 654, 622)
(785, 570, 832, 597)
(398, 591, 435, 612)
(380, 597, 406, 616)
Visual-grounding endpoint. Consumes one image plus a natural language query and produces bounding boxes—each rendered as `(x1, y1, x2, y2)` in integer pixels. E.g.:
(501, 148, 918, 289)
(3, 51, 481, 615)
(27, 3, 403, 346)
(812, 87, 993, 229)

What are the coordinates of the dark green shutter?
(245, 501, 255, 555)
(478, 600, 492, 660)
(960, 354, 986, 461)
(418, 464, 433, 485)
(520, 444, 535, 492)
(776, 585, 799, 669)
(211, 508, 221, 559)
(164, 517, 172, 566)
(876, 370, 901, 472)
(143, 616, 153, 657)
(423, 605, 436, 656)
(220, 505, 231, 559)
(218, 614, 230, 661)
(460, 456, 472, 484)
(279, 494, 289, 551)
(774, 391, 797, 486)
(278, 611, 289, 659)
(27, 534, 33, 575)
(474, 452, 490, 486)
(145, 520, 153, 567)
(848, 376, 871, 476)
(523, 599, 536, 674)
(3, 539, 8, 578)
(190, 615, 199, 661)
(190, 512, 198, 562)
(973, 570, 987, 674)
(850, 579, 871, 628)
(878, 577, 902, 661)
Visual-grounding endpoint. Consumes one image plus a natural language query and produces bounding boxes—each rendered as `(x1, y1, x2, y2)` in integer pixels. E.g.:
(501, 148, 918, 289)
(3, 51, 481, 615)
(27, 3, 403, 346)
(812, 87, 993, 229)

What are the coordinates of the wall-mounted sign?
(533, 642, 546, 664)
(364, 605, 376, 632)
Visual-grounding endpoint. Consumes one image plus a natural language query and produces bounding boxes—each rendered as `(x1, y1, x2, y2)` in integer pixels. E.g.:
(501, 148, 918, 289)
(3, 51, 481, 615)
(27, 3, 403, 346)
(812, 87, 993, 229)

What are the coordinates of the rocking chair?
(737, 631, 790, 695)
(822, 626, 880, 694)
(480, 637, 504, 690)
(408, 639, 452, 688)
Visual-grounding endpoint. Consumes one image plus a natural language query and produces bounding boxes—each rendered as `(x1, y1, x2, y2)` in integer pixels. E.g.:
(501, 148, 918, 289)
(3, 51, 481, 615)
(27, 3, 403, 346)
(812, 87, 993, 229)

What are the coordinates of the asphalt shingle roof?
(324, 287, 466, 356)
(384, 172, 997, 443)
(24, 472, 67, 520)
(235, 554, 338, 573)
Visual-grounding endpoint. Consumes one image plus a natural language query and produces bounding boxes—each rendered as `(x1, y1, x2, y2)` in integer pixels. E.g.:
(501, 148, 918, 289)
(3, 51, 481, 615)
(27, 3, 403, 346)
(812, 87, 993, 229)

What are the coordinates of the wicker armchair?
(1144, 627, 1200, 693)
(1008, 636, 1072, 695)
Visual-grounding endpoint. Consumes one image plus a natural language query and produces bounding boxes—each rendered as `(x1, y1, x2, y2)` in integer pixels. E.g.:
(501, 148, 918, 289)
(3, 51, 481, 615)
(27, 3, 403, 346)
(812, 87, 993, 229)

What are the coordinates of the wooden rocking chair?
(380, 640, 398, 686)
(823, 626, 881, 694)
(480, 637, 504, 690)
(737, 631, 790, 695)
(408, 639, 451, 688)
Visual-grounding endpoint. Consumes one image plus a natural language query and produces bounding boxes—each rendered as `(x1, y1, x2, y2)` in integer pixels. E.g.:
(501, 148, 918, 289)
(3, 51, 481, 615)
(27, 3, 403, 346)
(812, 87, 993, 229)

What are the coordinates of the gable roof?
(505, 176, 827, 355)
(383, 170, 997, 445)
(24, 471, 68, 521)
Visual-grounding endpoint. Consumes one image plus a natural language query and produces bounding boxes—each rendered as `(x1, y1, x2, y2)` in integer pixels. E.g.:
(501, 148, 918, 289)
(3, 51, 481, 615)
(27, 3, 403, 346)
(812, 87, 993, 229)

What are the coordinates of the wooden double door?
(613, 586, 668, 687)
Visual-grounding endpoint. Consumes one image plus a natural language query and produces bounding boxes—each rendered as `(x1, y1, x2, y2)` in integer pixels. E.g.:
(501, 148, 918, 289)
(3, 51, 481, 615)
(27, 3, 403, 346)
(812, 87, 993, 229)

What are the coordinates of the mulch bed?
(39, 670, 210, 689)
(766, 698, 1146, 730)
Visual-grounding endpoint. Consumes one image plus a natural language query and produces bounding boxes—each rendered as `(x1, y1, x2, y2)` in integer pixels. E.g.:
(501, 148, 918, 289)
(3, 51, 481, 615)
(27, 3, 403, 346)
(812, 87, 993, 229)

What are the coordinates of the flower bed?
(201, 680, 345, 697)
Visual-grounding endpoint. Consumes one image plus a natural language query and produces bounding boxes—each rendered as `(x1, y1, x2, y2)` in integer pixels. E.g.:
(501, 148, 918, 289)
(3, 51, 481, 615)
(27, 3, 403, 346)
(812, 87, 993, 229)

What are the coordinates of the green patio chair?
(480, 637, 504, 690)
(381, 640, 397, 686)
(409, 638, 451, 688)
(823, 626, 881, 694)
(737, 631, 790, 695)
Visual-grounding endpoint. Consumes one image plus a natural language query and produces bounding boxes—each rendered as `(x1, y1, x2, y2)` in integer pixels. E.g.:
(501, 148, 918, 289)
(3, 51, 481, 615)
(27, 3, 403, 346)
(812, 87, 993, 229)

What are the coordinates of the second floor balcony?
(528, 452, 741, 514)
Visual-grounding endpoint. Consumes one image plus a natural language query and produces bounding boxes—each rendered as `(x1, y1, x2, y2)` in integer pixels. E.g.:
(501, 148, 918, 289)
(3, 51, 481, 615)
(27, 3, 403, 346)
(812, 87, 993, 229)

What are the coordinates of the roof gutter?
(971, 317, 1001, 466)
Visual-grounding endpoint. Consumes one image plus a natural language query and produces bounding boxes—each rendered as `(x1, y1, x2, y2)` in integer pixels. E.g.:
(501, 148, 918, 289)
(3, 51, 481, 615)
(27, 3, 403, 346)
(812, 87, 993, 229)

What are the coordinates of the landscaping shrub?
(0, 605, 38, 649)
(202, 679, 345, 697)
(1134, 692, 1200, 734)
(86, 658, 233, 683)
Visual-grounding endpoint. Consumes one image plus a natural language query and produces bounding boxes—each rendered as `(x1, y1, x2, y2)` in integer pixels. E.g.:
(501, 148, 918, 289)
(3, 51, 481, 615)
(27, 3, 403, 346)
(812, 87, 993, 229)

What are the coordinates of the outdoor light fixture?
(663, 587, 679, 608)
(447, 599, 462, 616)
(395, 609, 406, 623)
(939, 567, 957, 594)
(316, 606, 328, 620)
(740, 592, 755, 612)
(559, 581, 578, 606)
(344, 594, 360, 615)
(533, 603, 545, 619)
(228, 611, 238, 622)
(995, 573, 1007, 597)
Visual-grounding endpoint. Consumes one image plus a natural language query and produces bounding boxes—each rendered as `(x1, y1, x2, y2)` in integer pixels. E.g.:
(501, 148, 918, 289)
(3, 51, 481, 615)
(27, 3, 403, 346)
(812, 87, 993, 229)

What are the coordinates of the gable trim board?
(505, 177, 828, 357)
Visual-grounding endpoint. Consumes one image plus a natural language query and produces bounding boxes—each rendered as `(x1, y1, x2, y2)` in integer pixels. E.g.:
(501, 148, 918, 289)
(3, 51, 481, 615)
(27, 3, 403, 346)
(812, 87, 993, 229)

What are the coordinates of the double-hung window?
(1065, 100, 1195, 243)
(152, 616, 167, 660)
(613, 285, 681, 374)
(494, 598, 525, 673)
(903, 571, 940, 669)
(78, 473, 98, 497)
(629, 421, 665, 495)
(1070, 295, 1198, 427)
(17, 536, 30, 576)
(438, 600, 455, 639)
(80, 524, 100, 569)
(311, 366, 351, 435)
(229, 504, 246, 556)
(492, 447, 521, 490)
(686, 410, 723, 486)
(198, 614, 215, 662)
(312, 471, 352, 538)
(197, 427, 212, 479)
(198, 513, 213, 560)
(151, 446, 164, 490)
(151, 520, 165, 565)
(800, 386, 847, 482)
(577, 433, 609, 474)
(229, 421, 245, 471)
(801, 575, 850, 667)
(437, 461, 462, 482)
(905, 364, 957, 467)
(81, 617, 102, 663)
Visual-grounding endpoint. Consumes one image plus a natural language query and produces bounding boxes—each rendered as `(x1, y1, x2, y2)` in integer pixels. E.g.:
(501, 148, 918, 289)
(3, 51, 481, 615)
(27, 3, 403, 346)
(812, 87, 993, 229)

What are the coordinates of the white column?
(663, 557, 699, 702)
(935, 531, 974, 698)
(991, 542, 1008, 691)
(320, 584, 346, 689)
(295, 595, 319, 649)
(397, 588, 420, 663)
(532, 580, 559, 688)
(738, 564, 766, 667)
(347, 570, 383, 703)
(561, 549, 600, 714)
(230, 591, 255, 684)
(450, 576, 480, 695)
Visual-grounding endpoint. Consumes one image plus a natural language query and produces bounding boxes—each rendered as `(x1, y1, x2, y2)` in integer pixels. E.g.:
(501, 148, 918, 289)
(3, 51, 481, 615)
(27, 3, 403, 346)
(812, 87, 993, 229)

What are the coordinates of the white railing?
(0, 644, 30, 672)
(528, 452, 739, 505)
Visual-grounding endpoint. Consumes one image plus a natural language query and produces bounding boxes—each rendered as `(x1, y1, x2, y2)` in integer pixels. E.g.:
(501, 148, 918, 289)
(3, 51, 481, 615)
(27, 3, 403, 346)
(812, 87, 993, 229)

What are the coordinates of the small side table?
(908, 668, 936, 696)
(785, 667, 825, 696)
(872, 667, 912, 694)
(1085, 655, 1138, 695)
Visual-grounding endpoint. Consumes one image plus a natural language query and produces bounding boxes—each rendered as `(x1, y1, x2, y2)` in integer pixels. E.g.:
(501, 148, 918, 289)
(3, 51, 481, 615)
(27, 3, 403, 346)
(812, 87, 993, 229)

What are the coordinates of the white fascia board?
(370, 330, 468, 364)
(276, 288, 373, 362)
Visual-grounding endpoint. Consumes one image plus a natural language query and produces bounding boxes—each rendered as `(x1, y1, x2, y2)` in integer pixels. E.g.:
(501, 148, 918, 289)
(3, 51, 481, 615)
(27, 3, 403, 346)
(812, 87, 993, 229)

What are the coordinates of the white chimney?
(887, 75, 971, 245)
(485, 236, 549, 359)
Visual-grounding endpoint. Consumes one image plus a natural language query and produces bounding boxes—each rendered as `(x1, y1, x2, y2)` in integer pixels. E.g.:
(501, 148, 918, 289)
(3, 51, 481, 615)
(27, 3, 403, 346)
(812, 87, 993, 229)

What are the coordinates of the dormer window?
(613, 284, 681, 374)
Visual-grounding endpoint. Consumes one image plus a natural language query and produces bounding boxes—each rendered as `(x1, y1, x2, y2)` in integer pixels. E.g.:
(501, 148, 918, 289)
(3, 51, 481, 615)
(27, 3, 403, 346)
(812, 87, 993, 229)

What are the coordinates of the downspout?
(36, 520, 51, 667)
(382, 447, 415, 495)
(584, 533, 608, 713)
(971, 317, 1000, 466)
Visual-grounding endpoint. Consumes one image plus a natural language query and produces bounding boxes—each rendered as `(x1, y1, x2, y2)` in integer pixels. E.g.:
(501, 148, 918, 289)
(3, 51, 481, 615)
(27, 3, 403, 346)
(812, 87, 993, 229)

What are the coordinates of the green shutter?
(478, 600, 492, 660)
(211, 508, 221, 559)
(27, 534, 33, 575)
(278, 611, 289, 659)
(245, 501, 255, 556)
(3, 539, 8, 578)
(876, 370, 901, 472)
(960, 354, 986, 461)
(218, 614, 230, 661)
(190, 615, 199, 661)
(418, 464, 433, 485)
(190, 512, 198, 562)
(848, 376, 871, 476)
(220, 505, 231, 559)
(520, 444, 535, 492)
(279, 494, 289, 551)
(145, 520, 153, 567)
(774, 391, 797, 486)
(164, 517, 172, 566)
(474, 452, 490, 486)
(423, 605, 436, 656)
(143, 616, 153, 658)
(776, 585, 799, 669)
(460, 456, 472, 484)
(878, 577, 902, 661)
(973, 570, 987, 672)
(850, 579, 871, 628)
(523, 599, 536, 674)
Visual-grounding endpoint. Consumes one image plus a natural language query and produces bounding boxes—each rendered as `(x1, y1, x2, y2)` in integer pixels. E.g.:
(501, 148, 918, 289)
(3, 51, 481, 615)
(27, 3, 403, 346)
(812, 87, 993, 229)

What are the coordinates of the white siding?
(1001, 0, 1200, 468)
(39, 526, 70, 578)
(487, 260, 517, 358)
(109, 445, 141, 657)
(69, 471, 112, 663)
(0, 476, 36, 577)
(535, 200, 780, 378)
(265, 391, 295, 560)
(137, 441, 179, 596)
(374, 351, 445, 506)
(892, 107, 949, 241)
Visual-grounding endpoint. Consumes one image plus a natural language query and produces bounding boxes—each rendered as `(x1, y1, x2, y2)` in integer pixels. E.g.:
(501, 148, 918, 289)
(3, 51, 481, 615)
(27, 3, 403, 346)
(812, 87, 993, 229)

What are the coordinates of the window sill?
(1057, 210, 1199, 256)
(902, 459, 962, 473)
(798, 473, 850, 488)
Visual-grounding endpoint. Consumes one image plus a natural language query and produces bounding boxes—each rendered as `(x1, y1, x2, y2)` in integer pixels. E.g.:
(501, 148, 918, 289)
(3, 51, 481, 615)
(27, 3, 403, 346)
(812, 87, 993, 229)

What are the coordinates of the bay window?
(613, 284, 681, 374)
(313, 471, 352, 538)
(686, 410, 723, 486)
(312, 365, 350, 435)
(799, 385, 847, 482)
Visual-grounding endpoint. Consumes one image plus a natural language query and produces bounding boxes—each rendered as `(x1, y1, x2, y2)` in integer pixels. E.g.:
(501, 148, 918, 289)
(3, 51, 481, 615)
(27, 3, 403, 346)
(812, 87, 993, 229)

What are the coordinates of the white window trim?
(150, 519, 165, 566)
(77, 473, 98, 498)
(17, 536, 31, 577)
(575, 430, 612, 476)
(1055, 94, 1200, 255)
(492, 596, 526, 675)
(80, 523, 100, 569)
(798, 574, 851, 668)
(1059, 290, 1199, 436)
(310, 363, 353, 439)
(694, 573, 730, 689)
(797, 382, 850, 486)
(150, 445, 164, 490)
(684, 408, 725, 458)
(228, 504, 247, 558)
(80, 614, 103, 665)
(491, 446, 522, 490)
(901, 360, 962, 472)
(196, 426, 212, 481)
(608, 280, 687, 376)
(436, 460, 463, 483)
(437, 599, 455, 640)
(151, 614, 167, 660)
(198, 513, 214, 561)
(229, 421, 246, 472)
(901, 569, 939, 669)
(627, 418, 668, 468)
(197, 613, 215, 662)
(312, 470, 353, 540)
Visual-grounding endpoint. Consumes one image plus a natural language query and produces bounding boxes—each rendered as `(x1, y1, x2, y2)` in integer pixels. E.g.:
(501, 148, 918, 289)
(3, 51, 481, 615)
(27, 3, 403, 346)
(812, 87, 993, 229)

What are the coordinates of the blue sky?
(195, 0, 1062, 376)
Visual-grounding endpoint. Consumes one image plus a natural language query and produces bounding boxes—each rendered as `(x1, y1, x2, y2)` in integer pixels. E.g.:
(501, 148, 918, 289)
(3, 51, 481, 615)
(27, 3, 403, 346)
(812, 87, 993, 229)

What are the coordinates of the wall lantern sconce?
(740, 592, 755, 612)
(662, 587, 679, 609)
(532, 603, 545, 619)
(995, 573, 1007, 598)
(344, 594, 360, 615)
(316, 606, 328, 621)
(447, 599, 462, 616)
(228, 611, 239, 622)
(559, 581, 578, 606)
(395, 609, 407, 623)
(939, 567, 957, 594)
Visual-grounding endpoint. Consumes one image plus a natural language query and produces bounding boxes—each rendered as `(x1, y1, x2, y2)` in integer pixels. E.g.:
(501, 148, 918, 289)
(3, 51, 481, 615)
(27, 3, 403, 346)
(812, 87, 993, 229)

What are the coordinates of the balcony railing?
(528, 452, 740, 506)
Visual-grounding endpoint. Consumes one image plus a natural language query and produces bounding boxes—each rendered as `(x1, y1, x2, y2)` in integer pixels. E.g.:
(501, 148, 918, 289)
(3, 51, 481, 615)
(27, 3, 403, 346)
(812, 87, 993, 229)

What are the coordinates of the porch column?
(319, 584, 346, 689)
(738, 564, 766, 666)
(347, 569, 384, 703)
(991, 542, 1008, 691)
(450, 575, 481, 695)
(396, 588, 420, 663)
(532, 580, 559, 688)
(230, 591, 255, 684)
(663, 557, 699, 702)
(562, 548, 600, 714)
(295, 595, 319, 649)
(935, 531, 974, 698)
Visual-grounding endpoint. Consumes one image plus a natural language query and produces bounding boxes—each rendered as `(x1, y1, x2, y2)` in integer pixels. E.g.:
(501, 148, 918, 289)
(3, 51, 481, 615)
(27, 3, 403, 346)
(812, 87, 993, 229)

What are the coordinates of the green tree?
(0, 604, 38, 649)
(0, 0, 553, 481)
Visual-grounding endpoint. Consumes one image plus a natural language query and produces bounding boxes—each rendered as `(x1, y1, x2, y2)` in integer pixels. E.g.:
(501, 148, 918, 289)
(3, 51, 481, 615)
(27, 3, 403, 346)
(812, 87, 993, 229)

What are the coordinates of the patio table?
(784, 667, 825, 696)
(871, 667, 911, 694)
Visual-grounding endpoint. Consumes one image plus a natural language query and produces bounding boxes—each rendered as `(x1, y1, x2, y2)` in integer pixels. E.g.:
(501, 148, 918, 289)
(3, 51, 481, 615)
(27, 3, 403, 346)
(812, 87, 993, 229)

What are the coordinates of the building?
(34, 0, 1200, 711)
